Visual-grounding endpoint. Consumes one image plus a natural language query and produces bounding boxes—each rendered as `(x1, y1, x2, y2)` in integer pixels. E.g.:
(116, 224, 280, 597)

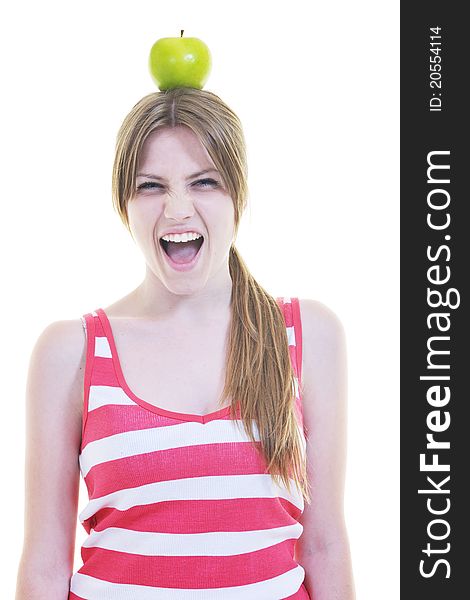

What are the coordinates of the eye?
(193, 178, 220, 188)
(136, 181, 163, 191)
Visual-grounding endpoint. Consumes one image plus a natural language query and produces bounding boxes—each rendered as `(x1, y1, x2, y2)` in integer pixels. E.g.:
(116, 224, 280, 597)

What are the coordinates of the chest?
(109, 318, 231, 415)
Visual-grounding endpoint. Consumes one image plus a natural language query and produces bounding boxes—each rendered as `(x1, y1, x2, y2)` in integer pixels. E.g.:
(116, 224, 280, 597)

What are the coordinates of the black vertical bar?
(401, 2, 468, 598)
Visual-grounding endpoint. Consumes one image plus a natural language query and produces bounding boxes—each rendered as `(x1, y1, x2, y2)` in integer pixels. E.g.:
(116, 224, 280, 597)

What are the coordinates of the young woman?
(16, 87, 355, 599)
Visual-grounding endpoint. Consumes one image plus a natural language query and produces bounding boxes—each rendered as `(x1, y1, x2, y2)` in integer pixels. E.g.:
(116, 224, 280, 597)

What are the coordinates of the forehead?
(138, 126, 213, 170)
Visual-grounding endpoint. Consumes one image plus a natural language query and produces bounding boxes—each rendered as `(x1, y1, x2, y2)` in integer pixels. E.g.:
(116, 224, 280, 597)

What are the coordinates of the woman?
(16, 87, 355, 599)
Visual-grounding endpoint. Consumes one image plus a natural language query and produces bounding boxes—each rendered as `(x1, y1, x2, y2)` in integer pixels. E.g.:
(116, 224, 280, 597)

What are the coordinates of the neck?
(132, 263, 233, 322)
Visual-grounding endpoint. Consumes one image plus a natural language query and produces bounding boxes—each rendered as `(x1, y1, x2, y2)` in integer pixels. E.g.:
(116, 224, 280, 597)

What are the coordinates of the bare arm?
(296, 299, 355, 600)
(15, 319, 85, 600)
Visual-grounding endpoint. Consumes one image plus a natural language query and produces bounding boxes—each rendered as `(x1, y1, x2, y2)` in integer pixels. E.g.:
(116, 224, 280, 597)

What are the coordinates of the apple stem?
(181, 30, 184, 37)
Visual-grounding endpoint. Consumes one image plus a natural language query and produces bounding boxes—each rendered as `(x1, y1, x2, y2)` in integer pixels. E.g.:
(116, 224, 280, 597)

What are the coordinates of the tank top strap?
(276, 296, 303, 383)
(276, 296, 304, 427)
(79, 309, 115, 452)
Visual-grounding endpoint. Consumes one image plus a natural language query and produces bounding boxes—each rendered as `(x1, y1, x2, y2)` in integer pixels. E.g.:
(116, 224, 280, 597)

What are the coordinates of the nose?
(163, 189, 195, 221)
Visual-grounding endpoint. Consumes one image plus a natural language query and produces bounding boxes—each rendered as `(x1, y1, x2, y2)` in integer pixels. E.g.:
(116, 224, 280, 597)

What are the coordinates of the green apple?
(149, 30, 212, 91)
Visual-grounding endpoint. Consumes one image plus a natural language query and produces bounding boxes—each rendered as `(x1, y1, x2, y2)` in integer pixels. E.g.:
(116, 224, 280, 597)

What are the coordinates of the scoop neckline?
(95, 307, 234, 424)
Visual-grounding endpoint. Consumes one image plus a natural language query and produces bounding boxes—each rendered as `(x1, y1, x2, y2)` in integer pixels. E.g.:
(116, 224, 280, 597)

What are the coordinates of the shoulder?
(28, 318, 88, 421)
(297, 298, 346, 370)
(298, 298, 346, 346)
(30, 318, 87, 367)
(296, 299, 347, 429)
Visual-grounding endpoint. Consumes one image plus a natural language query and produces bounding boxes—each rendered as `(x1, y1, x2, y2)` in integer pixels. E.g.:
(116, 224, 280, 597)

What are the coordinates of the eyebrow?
(136, 168, 219, 181)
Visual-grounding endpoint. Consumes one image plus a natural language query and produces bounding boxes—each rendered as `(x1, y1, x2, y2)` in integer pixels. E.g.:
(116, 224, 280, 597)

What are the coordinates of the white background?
(0, 1, 399, 597)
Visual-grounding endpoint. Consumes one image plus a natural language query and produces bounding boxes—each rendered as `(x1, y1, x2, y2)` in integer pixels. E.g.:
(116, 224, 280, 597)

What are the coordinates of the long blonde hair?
(111, 87, 311, 504)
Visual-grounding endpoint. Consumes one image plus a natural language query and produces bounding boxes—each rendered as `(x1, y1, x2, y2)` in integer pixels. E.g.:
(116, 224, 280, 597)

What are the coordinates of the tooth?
(161, 232, 202, 243)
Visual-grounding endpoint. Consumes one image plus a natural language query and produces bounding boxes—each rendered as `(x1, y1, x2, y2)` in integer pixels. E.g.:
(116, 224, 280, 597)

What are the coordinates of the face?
(128, 125, 235, 296)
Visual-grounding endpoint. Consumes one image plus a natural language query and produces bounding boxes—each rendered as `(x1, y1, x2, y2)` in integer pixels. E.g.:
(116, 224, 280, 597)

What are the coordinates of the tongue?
(166, 240, 201, 264)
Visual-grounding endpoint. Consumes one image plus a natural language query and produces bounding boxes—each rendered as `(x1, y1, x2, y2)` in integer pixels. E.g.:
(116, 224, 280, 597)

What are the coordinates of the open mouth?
(159, 235, 204, 265)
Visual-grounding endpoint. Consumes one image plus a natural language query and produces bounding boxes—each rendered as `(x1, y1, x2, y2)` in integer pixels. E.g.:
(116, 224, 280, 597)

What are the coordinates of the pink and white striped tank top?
(68, 296, 310, 600)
